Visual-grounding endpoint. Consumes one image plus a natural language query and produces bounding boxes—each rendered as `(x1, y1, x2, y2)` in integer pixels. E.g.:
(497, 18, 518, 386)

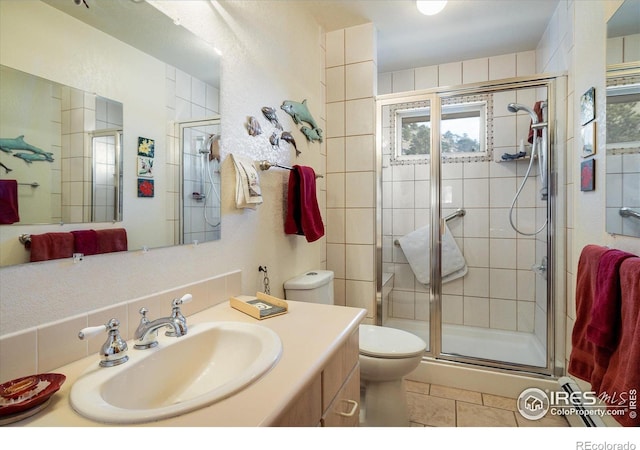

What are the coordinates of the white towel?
(398, 224, 467, 285)
(231, 154, 263, 209)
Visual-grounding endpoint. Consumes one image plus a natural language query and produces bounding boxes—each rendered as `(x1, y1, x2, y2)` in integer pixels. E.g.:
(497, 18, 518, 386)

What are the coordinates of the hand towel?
(527, 101, 544, 144)
(397, 224, 467, 285)
(29, 232, 74, 262)
(71, 229, 98, 255)
(0, 179, 20, 224)
(587, 249, 635, 351)
(568, 245, 609, 390)
(596, 256, 640, 427)
(231, 154, 262, 209)
(96, 228, 128, 253)
(284, 165, 324, 243)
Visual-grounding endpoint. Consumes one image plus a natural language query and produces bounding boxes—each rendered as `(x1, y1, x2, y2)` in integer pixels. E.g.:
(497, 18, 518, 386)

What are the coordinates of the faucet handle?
(172, 293, 192, 308)
(79, 318, 129, 368)
(166, 293, 192, 337)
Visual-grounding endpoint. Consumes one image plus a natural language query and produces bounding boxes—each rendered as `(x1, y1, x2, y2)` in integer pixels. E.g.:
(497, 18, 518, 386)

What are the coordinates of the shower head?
(507, 103, 539, 124)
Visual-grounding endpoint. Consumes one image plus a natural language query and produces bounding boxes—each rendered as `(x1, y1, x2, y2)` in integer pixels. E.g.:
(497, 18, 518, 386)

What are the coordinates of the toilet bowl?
(283, 270, 427, 427)
(359, 324, 426, 427)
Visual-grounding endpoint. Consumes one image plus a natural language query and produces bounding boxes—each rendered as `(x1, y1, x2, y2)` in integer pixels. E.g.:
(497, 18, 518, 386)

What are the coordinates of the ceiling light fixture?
(416, 0, 447, 16)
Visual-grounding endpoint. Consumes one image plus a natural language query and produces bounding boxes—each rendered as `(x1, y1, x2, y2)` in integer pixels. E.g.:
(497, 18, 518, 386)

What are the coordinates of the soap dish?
(230, 292, 288, 320)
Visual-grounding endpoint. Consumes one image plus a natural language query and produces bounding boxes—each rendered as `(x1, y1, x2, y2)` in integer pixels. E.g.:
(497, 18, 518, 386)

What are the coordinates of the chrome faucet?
(78, 318, 129, 367)
(134, 294, 192, 349)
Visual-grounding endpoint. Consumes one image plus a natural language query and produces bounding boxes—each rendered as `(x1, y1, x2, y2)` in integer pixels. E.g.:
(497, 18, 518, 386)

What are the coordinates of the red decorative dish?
(0, 373, 66, 417)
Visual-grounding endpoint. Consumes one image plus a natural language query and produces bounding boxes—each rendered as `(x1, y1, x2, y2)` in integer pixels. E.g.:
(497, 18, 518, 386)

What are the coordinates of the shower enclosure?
(179, 118, 221, 244)
(376, 75, 566, 376)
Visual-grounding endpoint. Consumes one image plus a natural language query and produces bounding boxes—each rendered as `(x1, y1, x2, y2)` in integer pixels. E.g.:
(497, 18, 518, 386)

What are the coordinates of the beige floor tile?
(515, 412, 569, 427)
(456, 401, 518, 427)
(407, 392, 456, 427)
(482, 393, 517, 411)
(406, 380, 430, 395)
(430, 384, 483, 405)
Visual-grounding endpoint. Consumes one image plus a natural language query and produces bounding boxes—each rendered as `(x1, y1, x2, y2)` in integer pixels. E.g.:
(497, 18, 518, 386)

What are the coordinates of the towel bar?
(257, 160, 323, 178)
(620, 207, 640, 221)
(17, 182, 40, 188)
(393, 208, 465, 246)
(19, 234, 31, 246)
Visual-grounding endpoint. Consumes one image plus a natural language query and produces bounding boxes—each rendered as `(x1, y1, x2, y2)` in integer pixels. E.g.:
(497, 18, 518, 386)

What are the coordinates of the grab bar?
(620, 207, 640, 221)
(257, 160, 323, 178)
(18, 182, 39, 188)
(393, 208, 465, 246)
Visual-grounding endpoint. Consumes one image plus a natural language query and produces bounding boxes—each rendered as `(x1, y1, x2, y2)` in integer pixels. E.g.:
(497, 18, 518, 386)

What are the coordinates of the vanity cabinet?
(272, 329, 360, 427)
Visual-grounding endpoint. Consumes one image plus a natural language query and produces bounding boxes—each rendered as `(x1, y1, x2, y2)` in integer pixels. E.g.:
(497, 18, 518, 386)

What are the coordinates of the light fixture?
(416, 0, 447, 16)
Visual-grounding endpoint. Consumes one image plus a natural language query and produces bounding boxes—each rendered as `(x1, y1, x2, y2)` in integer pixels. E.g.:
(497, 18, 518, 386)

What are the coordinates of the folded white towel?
(398, 224, 467, 285)
(231, 154, 263, 209)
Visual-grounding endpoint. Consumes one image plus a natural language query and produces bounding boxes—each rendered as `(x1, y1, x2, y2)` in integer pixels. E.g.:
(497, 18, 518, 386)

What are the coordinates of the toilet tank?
(283, 270, 334, 305)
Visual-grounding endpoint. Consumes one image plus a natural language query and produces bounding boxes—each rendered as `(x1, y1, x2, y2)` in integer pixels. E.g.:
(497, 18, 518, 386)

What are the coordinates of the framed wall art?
(581, 121, 596, 157)
(580, 87, 595, 125)
(580, 158, 595, 192)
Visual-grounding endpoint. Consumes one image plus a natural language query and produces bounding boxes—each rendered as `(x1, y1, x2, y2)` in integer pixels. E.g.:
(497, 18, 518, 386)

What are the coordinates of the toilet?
(284, 270, 427, 427)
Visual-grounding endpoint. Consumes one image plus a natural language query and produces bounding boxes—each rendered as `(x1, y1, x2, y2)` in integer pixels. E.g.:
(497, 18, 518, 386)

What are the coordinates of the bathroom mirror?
(605, 0, 640, 237)
(0, 0, 221, 266)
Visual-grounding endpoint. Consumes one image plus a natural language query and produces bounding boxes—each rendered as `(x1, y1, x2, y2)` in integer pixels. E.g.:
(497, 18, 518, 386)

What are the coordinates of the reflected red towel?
(284, 166, 324, 243)
(596, 257, 640, 427)
(71, 230, 98, 255)
(29, 232, 74, 262)
(96, 228, 128, 253)
(568, 245, 609, 388)
(0, 179, 20, 224)
(587, 249, 635, 351)
(527, 101, 544, 144)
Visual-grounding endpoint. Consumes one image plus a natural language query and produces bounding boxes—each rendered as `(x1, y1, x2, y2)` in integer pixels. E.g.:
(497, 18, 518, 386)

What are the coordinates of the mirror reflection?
(0, 0, 221, 267)
(0, 65, 124, 225)
(605, 0, 640, 237)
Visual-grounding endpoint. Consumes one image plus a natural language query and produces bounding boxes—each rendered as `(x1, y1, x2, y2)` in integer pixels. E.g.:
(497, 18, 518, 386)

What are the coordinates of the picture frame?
(137, 156, 154, 178)
(581, 121, 596, 157)
(580, 158, 595, 192)
(580, 87, 595, 125)
(137, 136, 155, 158)
(137, 178, 154, 197)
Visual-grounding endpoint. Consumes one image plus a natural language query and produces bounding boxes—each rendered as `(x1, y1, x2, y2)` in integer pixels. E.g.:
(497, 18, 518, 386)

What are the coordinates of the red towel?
(527, 101, 544, 144)
(587, 249, 635, 351)
(596, 257, 640, 427)
(284, 165, 324, 243)
(0, 179, 20, 224)
(568, 245, 609, 389)
(71, 229, 98, 255)
(96, 228, 128, 253)
(29, 232, 74, 262)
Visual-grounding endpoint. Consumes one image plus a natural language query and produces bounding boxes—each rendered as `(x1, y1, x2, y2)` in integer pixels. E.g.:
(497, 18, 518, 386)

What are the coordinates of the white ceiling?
(42, 1, 569, 81)
(302, 0, 561, 73)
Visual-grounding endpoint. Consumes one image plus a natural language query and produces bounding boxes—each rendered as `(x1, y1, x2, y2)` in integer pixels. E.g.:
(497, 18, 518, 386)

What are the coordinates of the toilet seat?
(359, 325, 426, 359)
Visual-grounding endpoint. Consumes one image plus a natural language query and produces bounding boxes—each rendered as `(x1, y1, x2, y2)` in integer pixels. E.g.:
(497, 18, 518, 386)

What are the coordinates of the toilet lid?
(359, 324, 427, 358)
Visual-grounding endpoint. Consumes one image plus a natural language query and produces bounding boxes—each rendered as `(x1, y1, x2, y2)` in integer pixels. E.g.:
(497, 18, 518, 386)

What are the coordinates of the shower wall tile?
(489, 239, 517, 269)
(462, 58, 489, 84)
(439, 62, 462, 86)
(345, 97, 375, 135)
(463, 238, 489, 268)
(391, 289, 415, 319)
(415, 65, 439, 90)
(517, 270, 536, 302)
(489, 53, 516, 80)
(463, 297, 490, 328)
(490, 298, 517, 331)
(517, 301, 535, 332)
(326, 137, 345, 173)
(345, 22, 375, 64)
(346, 208, 375, 244)
(415, 292, 429, 321)
(345, 135, 375, 171)
(325, 29, 344, 68)
(442, 295, 463, 324)
(326, 66, 345, 102)
(346, 171, 375, 207)
(463, 267, 490, 298)
(346, 244, 375, 281)
(489, 268, 517, 300)
(392, 69, 415, 93)
(326, 208, 345, 243)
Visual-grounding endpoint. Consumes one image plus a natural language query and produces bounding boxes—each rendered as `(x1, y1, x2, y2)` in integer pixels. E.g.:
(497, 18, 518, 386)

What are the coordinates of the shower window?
(391, 94, 492, 165)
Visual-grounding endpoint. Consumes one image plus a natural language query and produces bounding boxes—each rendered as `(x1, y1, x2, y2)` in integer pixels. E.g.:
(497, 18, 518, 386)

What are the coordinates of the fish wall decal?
(0, 135, 54, 162)
(247, 116, 263, 136)
(280, 100, 323, 143)
(281, 131, 300, 156)
(261, 106, 283, 130)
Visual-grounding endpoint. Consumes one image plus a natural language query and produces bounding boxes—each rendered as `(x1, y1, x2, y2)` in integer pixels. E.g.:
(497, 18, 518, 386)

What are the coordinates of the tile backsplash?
(0, 270, 241, 383)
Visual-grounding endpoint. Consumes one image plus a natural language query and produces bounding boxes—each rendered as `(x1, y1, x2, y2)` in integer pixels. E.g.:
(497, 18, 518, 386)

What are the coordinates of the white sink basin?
(70, 321, 282, 424)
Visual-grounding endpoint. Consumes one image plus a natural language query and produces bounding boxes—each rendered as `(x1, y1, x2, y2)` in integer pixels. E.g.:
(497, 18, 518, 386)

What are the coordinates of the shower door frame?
(375, 74, 567, 378)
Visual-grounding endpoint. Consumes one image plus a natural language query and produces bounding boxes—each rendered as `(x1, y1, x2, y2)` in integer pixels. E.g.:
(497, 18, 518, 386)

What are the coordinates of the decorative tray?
(0, 373, 66, 421)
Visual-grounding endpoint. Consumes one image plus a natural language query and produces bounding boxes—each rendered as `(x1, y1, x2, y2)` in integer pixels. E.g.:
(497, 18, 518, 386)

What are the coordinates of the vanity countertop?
(10, 300, 366, 427)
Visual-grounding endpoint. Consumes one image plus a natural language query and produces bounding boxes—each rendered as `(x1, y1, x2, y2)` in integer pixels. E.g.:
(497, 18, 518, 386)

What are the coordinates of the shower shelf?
(495, 154, 537, 163)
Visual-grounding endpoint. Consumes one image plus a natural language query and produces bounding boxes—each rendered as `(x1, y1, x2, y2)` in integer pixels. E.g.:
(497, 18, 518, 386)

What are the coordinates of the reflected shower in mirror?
(179, 119, 221, 244)
(605, 0, 640, 237)
(0, 65, 123, 225)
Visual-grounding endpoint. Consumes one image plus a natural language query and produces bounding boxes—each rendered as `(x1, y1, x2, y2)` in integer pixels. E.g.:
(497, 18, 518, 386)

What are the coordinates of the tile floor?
(406, 381, 569, 427)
